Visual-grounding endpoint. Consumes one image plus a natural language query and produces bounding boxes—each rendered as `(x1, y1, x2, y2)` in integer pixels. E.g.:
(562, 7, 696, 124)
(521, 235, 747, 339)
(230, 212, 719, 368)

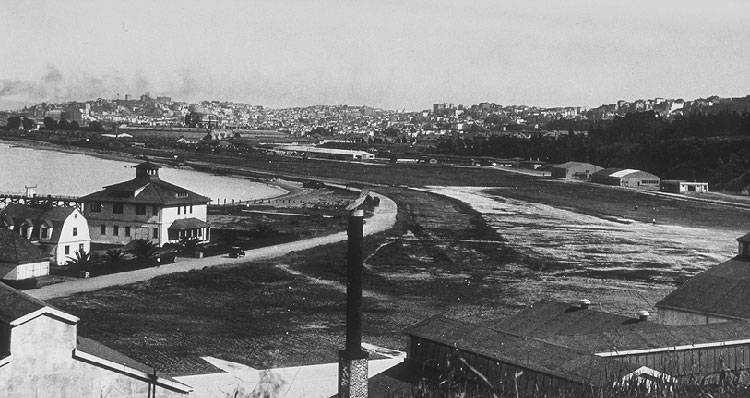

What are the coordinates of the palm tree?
(126, 239, 160, 261)
(105, 249, 125, 264)
(66, 249, 93, 272)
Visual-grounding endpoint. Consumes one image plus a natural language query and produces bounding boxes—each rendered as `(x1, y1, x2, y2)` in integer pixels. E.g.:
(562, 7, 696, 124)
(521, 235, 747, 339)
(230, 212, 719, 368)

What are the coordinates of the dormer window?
(40, 227, 48, 239)
(176, 192, 188, 198)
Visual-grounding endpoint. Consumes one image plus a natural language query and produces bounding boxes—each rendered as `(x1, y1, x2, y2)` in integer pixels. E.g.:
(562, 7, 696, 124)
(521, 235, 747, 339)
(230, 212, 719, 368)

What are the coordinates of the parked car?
(158, 250, 178, 264)
(229, 246, 245, 258)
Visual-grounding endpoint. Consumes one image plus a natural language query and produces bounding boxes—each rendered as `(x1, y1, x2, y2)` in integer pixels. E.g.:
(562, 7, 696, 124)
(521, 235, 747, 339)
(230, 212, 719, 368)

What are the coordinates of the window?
(189, 205, 193, 213)
(79, 243, 84, 251)
(177, 206, 181, 215)
(100, 225, 106, 235)
(40, 227, 48, 239)
(136, 204, 146, 215)
(90, 202, 102, 213)
(125, 226, 131, 237)
(113, 203, 124, 214)
(64, 245, 70, 255)
(152, 206, 159, 215)
(73, 227, 78, 237)
(153, 228, 159, 239)
(113, 225, 119, 236)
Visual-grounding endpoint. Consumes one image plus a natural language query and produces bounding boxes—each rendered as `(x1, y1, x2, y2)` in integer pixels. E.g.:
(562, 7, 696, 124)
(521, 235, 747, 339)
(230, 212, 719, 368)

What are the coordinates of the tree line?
(434, 110, 750, 190)
(4, 116, 103, 132)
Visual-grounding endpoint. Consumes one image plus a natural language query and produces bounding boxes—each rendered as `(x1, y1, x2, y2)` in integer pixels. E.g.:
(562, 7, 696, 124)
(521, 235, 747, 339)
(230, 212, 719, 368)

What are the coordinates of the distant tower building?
(45, 110, 63, 121)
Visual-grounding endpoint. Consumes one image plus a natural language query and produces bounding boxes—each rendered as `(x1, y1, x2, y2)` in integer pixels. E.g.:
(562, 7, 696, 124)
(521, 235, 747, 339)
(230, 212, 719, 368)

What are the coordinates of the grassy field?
(37, 140, 750, 376)
(50, 188, 675, 375)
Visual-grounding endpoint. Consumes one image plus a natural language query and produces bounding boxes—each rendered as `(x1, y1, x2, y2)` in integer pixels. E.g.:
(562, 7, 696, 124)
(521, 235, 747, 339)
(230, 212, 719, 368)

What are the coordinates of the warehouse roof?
(551, 161, 600, 169)
(543, 321, 750, 354)
(592, 168, 659, 179)
(496, 301, 664, 338)
(275, 145, 374, 157)
(609, 169, 640, 178)
(406, 315, 641, 386)
(656, 258, 750, 320)
(498, 301, 750, 354)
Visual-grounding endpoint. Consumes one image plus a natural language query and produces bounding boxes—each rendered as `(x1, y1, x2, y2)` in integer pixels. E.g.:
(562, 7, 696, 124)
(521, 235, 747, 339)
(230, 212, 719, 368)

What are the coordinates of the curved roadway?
(29, 191, 397, 300)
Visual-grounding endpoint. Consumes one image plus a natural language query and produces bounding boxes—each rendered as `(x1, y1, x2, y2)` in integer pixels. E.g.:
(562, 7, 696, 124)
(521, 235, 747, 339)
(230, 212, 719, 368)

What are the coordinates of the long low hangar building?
(272, 145, 375, 160)
(591, 167, 660, 189)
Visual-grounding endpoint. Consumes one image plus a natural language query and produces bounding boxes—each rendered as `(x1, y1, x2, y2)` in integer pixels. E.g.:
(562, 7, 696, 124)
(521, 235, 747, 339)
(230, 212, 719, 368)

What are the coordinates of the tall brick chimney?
(338, 209, 368, 398)
(738, 233, 750, 260)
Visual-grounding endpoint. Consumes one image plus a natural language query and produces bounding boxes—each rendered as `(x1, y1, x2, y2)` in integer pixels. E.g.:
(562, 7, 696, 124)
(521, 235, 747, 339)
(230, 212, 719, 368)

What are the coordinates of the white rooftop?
(609, 168, 640, 178)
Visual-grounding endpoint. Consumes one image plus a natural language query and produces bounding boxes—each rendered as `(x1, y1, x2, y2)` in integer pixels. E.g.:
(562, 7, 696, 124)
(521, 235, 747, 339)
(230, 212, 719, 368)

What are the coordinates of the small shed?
(660, 180, 709, 193)
(0, 229, 49, 280)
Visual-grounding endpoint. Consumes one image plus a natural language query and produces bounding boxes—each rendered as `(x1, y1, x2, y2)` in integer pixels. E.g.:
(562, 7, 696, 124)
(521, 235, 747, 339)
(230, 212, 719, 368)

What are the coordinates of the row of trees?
(434, 110, 750, 190)
(4, 116, 104, 132)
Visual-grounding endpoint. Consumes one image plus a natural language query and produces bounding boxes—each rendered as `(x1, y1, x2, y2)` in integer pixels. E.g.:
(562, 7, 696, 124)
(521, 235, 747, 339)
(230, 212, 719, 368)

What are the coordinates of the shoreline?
(0, 137, 295, 201)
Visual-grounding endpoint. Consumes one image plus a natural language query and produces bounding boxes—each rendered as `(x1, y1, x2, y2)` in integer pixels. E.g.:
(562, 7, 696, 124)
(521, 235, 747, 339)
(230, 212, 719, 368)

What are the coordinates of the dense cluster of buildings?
(0, 162, 210, 283)
(5, 94, 749, 142)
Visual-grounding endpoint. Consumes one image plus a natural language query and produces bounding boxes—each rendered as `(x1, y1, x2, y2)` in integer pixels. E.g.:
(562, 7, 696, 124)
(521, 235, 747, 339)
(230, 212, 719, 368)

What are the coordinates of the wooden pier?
(0, 192, 83, 210)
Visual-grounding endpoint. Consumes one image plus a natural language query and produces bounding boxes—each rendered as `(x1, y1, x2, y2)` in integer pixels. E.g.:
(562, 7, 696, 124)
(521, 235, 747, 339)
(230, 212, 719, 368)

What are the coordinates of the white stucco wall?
(159, 204, 208, 245)
(2, 261, 49, 280)
(52, 210, 91, 265)
(0, 314, 189, 398)
(84, 203, 161, 245)
(86, 203, 208, 246)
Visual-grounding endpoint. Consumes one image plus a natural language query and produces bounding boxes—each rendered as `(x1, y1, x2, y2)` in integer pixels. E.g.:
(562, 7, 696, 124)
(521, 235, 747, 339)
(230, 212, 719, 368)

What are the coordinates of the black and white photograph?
(1, 1, 750, 397)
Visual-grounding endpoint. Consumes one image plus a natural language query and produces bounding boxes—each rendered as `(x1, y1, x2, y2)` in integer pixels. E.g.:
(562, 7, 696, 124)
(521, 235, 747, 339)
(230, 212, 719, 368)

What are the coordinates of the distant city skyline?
(1, 0, 749, 111)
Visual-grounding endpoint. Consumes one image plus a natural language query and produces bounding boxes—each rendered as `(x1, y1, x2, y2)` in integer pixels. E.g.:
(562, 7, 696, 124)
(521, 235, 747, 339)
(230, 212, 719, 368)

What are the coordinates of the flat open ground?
(44, 151, 750, 376)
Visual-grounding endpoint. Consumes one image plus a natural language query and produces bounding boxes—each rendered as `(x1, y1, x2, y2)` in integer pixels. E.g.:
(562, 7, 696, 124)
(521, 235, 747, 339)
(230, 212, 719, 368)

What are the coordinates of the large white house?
(79, 162, 211, 246)
(0, 204, 91, 265)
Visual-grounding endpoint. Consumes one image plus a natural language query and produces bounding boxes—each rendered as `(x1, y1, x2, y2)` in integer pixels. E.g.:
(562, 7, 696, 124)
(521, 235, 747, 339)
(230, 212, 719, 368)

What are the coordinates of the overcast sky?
(1, 0, 749, 110)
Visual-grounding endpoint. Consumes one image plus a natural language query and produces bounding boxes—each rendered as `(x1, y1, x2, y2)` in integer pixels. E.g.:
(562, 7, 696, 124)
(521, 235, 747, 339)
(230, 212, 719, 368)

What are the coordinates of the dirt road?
(30, 191, 397, 301)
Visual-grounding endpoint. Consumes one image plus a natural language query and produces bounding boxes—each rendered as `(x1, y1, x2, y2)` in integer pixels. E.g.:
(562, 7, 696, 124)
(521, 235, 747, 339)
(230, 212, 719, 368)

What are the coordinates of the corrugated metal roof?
(544, 321, 750, 354)
(405, 315, 640, 386)
(496, 301, 664, 338)
(656, 258, 750, 319)
(498, 300, 750, 353)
